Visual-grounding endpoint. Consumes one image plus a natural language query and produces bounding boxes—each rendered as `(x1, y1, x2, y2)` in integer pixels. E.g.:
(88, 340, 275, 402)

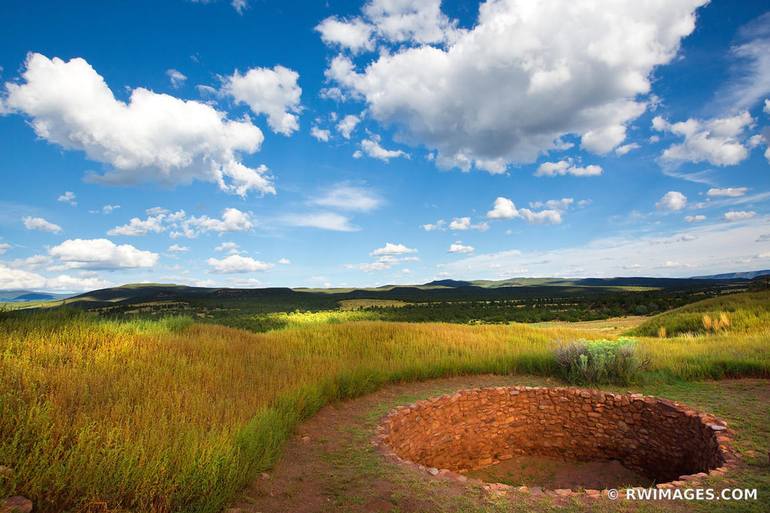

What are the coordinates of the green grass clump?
(554, 337, 648, 385)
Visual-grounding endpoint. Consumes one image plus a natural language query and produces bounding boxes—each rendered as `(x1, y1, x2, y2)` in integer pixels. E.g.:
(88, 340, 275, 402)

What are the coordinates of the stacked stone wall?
(379, 387, 733, 486)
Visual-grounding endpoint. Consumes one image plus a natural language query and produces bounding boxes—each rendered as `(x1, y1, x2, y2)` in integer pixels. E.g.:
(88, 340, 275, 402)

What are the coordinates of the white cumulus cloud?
(0, 264, 111, 291)
(48, 238, 158, 269)
(322, 0, 707, 171)
(652, 112, 753, 166)
(707, 187, 748, 197)
(448, 241, 474, 254)
(356, 136, 409, 161)
(57, 191, 77, 206)
(2, 54, 273, 197)
(167, 244, 189, 253)
(23, 216, 62, 233)
(316, 16, 375, 53)
(486, 197, 562, 224)
(535, 160, 603, 177)
(336, 114, 360, 139)
(310, 126, 330, 142)
(656, 191, 687, 211)
(724, 210, 756, 221)
(371, 242, 417, 256)
(166, 69, 187, 89)
(222, 65, 302, 136)
(207, 254, 273, 273)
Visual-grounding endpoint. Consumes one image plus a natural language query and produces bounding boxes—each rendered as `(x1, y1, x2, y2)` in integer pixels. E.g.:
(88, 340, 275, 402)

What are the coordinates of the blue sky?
(1, 0, 769, 291)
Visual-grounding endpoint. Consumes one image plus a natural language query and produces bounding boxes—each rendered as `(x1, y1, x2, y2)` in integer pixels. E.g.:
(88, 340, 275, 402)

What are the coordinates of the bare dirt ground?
(227, 376, 770, 513)
(466, 456, 652, 490)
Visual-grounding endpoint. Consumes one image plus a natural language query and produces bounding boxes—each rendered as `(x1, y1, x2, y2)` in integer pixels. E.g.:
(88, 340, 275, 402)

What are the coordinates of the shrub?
(554, 337, 648, 385)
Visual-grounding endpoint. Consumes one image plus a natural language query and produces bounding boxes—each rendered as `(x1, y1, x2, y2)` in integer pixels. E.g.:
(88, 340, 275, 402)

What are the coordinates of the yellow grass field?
(1, 296, 769, 512)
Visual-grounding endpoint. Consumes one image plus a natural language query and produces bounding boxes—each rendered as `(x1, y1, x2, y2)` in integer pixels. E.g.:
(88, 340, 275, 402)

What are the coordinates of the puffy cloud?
(518, 208, 562, 224)
(108, 214, 166, 236)
(310, 126, 330, 142)
(113, 208, 254, 239)
(215, 242, 240, 254)
(282, 212, 358, 232)
(336, 114, 360, 139)
(766, 99, 770, 114)
(316, 0, 457, 53)
(615, 143, 640, 156)
(0, 264, 111, 291)
(177, 208, 254, 238)
(231, 0, 248, 14)
(535, 160, 603, 177)
(207, 254, 273, 273)
(707, 187, 747, 198)
(167, 244, 189, 253)
(529, 198, 574, 211)
(222, 65, 302, 136)
(355, 136, 409, 161)
(486, 197, 519, 220)
(316, 17, 374, 53)
(7, 255, 51, 269)
(421, 219, 446, 231)
(448, 217, 489, 231)
(362, 0, 458, 45)
(371, 242, 416, 256)
(322, 0, 706, 171)
(2, 54, 273, 197)
(0, 243, 10, 254)
(166, 69, 187, 89)
(0, 264, 45, 289)
(23, 216, 62, 233)
(49, 238, 158, 269)
(448, 217, 471, 230)
(347, 243, 418, 271)
(652, 112, 753, 166)
(685, 215, 706, 223)
(448, 241, 474, 254)
(747, 134, 765, 148)
(486, 197, 562, 224)
(656, 191, 687, 211)
(57, 191, 77, 206)
(277, 258, 291, 265)
(311, 183, 383, 212)
(724, 210, 756, 221)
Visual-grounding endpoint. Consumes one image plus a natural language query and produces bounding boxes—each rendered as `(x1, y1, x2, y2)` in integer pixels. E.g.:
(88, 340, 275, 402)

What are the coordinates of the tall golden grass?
(1, 307, 768, 512)
(631, 290, 770, 337)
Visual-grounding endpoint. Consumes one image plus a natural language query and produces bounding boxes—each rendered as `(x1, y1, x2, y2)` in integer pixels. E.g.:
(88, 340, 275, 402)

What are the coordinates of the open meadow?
(1, 290, 769, 512)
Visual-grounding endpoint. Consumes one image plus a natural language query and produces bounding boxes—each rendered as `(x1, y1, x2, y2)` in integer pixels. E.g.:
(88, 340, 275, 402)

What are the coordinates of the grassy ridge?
(629, 290, 770, 337)
(1, 295, 769, 512)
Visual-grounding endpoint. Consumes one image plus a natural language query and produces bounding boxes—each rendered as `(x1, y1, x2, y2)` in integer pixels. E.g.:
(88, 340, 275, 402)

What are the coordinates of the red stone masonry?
(375, 386, 737, 497)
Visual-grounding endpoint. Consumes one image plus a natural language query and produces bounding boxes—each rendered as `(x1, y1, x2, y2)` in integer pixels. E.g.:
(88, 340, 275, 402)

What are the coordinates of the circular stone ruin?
(377, 387, 735, 494)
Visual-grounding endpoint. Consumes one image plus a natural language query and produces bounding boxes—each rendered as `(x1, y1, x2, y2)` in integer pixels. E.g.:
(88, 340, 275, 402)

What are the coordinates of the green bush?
(554, 337, 648, 385)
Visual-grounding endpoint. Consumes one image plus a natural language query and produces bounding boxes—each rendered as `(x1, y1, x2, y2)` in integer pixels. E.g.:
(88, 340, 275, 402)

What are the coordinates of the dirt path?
(226, 376, 770, 513)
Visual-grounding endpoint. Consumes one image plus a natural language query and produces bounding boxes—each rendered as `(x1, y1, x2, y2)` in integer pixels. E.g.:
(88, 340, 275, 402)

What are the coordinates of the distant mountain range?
(0, 290, 74, 302)
(692, 269, 770, 280)
(2, 270, 769, 303)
